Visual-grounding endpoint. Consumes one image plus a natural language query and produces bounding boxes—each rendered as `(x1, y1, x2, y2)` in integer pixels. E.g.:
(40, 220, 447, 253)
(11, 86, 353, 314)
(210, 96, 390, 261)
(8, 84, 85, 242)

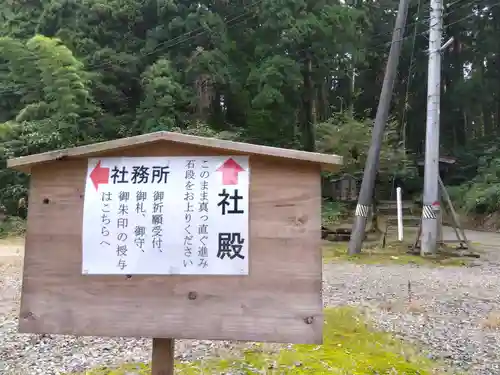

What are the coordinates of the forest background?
(0, 0, 498, 228)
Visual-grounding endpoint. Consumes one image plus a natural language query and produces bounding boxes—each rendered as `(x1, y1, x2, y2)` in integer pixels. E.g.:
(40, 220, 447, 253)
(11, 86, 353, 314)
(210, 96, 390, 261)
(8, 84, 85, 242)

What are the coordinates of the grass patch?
(323, 242, 470, 267)
(0, 216, 25, 239)
(72, 307, 448, 375)
(322, 199, 349, 226)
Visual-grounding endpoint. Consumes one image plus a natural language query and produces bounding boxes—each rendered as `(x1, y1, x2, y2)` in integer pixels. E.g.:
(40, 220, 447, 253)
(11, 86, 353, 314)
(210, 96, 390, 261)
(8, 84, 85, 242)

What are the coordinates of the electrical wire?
(0, 0, 497, 100)
(371, 0, 500, 50)
(377, 0, 500, 245)
(401, 0, 423, 150)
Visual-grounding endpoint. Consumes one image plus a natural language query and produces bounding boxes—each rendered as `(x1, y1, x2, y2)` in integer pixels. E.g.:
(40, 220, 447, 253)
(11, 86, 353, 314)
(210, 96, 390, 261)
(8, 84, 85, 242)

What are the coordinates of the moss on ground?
(73, 307, 447, 375)
(323, 242, 470, 267)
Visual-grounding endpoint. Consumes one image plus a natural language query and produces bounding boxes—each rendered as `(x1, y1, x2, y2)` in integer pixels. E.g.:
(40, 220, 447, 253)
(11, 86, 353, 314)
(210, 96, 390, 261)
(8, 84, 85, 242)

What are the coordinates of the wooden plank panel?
(19, 142, 323, 344)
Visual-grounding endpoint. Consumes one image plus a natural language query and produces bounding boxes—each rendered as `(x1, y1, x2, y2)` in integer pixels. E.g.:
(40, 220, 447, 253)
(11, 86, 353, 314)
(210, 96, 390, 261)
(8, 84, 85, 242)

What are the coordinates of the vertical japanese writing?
(184, 159, 196, 267)
(100, 192, 112, 248)
(134, 190, 147, 253)
(198, 160, 210, 268)
(217, 187, 246, 261)
(134, 224, 146, 252)
(217, 233, 245, 260)
(116, 191, 129, 270)
(217, 189, 244, 215)
(152, 191, 164, 252)
(136, 190, 147, 217)
(84, 156, 249, 275)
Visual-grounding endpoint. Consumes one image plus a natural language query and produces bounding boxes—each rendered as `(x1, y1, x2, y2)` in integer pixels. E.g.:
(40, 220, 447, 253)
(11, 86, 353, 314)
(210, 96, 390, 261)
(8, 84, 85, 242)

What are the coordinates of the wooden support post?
(440, 187, 462, 243)
(152, 338, 175, 375)
(438, 175, 472, 249)
(412, 220, 422, 252)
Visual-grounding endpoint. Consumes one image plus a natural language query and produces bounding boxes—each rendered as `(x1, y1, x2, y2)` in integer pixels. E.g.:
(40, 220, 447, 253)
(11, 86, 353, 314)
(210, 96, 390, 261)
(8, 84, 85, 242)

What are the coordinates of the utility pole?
(420, 0, 444, 255)
(348, 0, 411, 255)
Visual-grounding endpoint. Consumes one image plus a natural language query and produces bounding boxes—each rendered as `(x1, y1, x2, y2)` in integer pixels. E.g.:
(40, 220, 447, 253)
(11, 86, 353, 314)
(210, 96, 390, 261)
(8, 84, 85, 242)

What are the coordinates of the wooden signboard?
(8, 131, 342, 374)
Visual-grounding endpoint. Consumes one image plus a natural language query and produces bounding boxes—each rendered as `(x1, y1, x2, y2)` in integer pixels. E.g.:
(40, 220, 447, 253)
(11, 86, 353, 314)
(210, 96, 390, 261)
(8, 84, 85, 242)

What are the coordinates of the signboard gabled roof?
(7, 131, 343, 173)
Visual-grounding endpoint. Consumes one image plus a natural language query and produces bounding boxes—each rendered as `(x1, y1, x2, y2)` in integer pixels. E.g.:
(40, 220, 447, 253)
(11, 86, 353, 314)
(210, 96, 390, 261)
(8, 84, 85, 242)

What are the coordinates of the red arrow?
(89, 160, 110, 191)
(216, 158, 245, 185)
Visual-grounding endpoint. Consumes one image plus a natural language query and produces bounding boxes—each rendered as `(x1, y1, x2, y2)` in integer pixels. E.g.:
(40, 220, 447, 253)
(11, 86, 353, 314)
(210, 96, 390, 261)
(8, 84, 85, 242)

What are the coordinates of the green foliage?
(448, 153, 500, 215)
(0, 0, 376, 216)
(316, 112, 418, 181)
(322, 199, 348, 226)
(323, 242, 470, 267)
(0, 0, 497, 218)
(135, 58, 191, 132)
(171, 120, 241, 141)
(71, 307, 445, 375)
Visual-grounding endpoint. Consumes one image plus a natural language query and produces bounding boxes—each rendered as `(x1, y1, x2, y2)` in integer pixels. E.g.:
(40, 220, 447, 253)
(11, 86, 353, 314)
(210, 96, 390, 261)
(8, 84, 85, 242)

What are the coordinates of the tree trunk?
(301, 56, 316, 151)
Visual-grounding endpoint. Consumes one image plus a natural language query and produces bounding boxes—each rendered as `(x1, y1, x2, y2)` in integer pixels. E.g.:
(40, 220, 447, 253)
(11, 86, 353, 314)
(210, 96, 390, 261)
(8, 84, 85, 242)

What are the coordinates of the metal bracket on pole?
(440, 37, 454, 51)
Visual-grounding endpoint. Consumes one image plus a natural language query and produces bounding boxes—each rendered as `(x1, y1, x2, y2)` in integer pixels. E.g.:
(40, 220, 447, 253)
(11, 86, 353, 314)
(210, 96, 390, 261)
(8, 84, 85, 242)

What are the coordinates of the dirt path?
(0, 237, 23, 340)
(442, 225, 500, 245)
(442, 226, 500, 262)
(0, 237, 23, 257)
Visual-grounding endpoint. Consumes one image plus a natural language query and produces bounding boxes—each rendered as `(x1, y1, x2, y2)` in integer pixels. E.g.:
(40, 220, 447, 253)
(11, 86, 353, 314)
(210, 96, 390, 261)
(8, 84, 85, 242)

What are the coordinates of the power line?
(7, 0, 265, 76)
(368, 0, 487, 44)
(400, 0, 423, 150)
(370, 0, 500, 50)
(0, 0, 497, 101)
(140, 3, 262, 56)
(8, 0, 490, 71)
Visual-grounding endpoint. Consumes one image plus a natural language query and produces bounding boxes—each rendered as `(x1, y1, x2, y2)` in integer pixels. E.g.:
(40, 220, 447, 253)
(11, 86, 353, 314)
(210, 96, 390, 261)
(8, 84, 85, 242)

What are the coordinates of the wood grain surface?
(19, 141, 323, 344)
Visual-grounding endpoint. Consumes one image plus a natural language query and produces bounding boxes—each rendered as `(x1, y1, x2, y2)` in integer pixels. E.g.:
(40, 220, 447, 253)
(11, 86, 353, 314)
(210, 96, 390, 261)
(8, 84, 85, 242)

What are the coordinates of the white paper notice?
(81, 156, 249, 275)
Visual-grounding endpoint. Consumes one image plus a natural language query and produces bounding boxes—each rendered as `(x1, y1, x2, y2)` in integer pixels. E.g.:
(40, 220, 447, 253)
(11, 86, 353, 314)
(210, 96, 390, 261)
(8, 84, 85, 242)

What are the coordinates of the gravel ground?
(0, 253, 235, 374)
(1, 229, 500, 375)
(323, 261, 500, 375)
